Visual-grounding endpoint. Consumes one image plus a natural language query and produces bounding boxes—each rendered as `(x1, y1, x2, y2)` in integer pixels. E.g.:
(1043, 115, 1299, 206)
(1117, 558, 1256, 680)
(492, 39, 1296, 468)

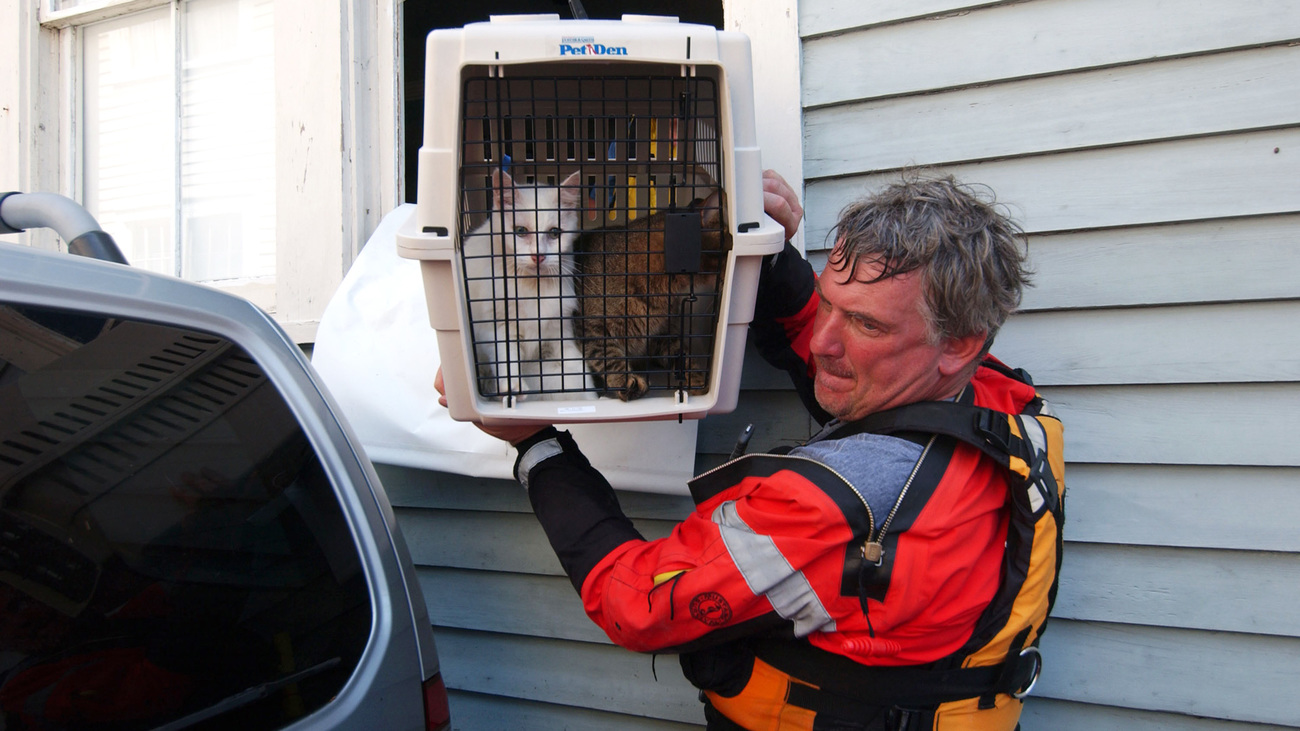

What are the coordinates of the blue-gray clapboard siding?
(799, 0, 1300, 728)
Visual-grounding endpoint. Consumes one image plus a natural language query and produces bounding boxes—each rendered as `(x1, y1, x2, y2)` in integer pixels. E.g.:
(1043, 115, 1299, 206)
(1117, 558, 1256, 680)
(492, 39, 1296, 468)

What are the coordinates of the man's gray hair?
(827, 173, 1031, 352)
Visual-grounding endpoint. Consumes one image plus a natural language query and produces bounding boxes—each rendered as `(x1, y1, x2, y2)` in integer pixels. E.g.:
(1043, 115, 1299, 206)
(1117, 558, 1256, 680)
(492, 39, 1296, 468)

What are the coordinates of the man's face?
(809, 258, 959, 422)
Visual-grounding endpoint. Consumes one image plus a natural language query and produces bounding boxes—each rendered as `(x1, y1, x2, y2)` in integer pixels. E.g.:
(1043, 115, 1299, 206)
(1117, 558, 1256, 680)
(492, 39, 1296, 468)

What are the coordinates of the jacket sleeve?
(578, 471, 865, 654)
(516, 430, 859, 654)
(749, 241, 830, 424)
(513, 427, 645, 593)
(519, 433, 862, 654)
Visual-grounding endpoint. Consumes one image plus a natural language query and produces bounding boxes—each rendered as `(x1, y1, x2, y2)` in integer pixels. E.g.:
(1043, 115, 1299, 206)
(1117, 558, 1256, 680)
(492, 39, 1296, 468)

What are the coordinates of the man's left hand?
(434, 368, 547, 446)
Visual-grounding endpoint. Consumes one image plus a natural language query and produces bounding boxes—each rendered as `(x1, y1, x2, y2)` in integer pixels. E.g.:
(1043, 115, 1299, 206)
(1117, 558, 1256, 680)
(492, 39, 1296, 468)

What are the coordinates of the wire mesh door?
(458, 70, 730, 403)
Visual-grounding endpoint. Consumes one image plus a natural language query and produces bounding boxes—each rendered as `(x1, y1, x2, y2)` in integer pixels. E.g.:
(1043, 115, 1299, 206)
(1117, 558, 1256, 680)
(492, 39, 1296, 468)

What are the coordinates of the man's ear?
(938, 331, 987, 377)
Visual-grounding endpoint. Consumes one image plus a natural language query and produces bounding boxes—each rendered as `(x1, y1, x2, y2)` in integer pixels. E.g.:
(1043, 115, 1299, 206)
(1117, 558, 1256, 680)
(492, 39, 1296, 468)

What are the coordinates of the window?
(0, 302, 372, 729)
(79, 0, 276, 292)
(24, 0, 399, 342)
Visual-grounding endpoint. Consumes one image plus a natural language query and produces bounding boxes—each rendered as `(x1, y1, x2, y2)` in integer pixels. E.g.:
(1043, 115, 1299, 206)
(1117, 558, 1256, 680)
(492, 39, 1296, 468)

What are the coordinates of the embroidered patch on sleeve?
(689, 592, 733, 626)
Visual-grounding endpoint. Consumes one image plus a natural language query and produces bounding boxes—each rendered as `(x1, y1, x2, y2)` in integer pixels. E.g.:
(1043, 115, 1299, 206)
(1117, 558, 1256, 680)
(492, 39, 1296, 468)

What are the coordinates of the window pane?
(0, 303, 371, 730)
(82, 7, 176, 276)
(81, 1, 276, 285)
(181, 0, 276, 283)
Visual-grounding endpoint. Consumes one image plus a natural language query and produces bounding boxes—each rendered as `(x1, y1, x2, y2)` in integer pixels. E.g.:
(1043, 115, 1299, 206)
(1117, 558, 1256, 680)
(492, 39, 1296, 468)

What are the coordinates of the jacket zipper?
(864, 435, 936, 563)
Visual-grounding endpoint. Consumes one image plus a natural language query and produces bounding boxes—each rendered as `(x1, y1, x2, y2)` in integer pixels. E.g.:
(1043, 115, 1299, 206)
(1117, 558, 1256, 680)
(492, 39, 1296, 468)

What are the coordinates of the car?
(0, 192, 451, 730)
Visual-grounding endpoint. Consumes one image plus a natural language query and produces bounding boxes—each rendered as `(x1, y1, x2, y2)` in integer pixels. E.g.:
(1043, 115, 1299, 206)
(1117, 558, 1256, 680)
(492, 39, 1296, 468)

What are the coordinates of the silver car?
(0, 193, 450, 730)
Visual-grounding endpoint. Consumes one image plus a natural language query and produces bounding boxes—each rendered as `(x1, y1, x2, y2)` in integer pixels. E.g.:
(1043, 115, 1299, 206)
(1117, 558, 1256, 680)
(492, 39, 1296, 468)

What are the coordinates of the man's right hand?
(763, 169, 804, 242)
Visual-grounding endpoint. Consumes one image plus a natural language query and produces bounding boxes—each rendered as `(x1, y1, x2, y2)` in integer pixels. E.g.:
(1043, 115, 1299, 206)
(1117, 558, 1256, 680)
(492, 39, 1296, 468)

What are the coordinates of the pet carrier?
(397, 14, 785, 425)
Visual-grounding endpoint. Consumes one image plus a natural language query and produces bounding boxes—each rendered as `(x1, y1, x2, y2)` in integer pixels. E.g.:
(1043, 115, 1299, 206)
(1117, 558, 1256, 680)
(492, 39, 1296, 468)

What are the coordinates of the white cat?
(462, 169, 594, 400)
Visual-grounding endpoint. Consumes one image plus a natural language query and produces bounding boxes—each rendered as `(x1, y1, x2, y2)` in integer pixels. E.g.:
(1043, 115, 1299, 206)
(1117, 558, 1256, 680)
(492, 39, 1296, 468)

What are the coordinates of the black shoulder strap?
(823, 398, 1036, 472)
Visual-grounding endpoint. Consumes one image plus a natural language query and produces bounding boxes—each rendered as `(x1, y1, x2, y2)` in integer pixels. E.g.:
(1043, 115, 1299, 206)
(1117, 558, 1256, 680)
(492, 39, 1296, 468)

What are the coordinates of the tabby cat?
(573, 186, 727, 401)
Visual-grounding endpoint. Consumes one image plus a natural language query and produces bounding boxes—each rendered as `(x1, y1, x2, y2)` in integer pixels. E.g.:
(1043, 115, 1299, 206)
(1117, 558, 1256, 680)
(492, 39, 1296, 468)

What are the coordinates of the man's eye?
(513, 226, 529, 237)
(852, 316, 878, 332)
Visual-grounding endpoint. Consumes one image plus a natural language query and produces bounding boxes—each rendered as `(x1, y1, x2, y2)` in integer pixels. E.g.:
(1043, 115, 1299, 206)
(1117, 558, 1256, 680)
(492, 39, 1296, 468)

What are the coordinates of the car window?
(0, 303, 372, 730)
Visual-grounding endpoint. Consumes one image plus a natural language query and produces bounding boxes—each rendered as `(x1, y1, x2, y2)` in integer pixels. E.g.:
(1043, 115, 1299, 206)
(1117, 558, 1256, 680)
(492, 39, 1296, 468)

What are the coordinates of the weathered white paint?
(1063, 463, 1300, 552)
(805, 44, 1300, 177)
(805, 129, 1300, 247)
(726, 0, 806, 251)
(0, 2, 24, 193)
(1020, 215, 1300, 311)
(0, 0, 62, 251)
(36, 0, 167, 28)
(802, 0, 1300, 107)
(272, 0, 400, 342)
(275, 1, 350, 341)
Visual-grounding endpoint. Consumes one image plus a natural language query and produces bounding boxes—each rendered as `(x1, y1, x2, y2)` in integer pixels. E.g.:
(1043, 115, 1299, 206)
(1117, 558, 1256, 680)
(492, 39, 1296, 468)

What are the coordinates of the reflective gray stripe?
(516, 438, 564, 491)
(1016, 415, 1049, 512)
(712, 500, 836, 637)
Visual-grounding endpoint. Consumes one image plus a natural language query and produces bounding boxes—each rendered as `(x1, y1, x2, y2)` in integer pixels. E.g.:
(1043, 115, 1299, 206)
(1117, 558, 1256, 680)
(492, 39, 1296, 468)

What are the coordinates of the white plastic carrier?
(397, 14, 785, 425)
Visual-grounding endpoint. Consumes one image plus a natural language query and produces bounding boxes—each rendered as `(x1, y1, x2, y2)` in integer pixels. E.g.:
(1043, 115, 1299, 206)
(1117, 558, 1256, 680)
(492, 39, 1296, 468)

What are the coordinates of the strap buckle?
(973, 408, 1014, 456)
(1012, 646, 1042, 699)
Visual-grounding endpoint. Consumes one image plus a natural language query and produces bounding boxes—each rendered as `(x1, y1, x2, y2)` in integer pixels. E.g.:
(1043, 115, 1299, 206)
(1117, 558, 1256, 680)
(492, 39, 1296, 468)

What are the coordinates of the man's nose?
(808, 311, 842, 358)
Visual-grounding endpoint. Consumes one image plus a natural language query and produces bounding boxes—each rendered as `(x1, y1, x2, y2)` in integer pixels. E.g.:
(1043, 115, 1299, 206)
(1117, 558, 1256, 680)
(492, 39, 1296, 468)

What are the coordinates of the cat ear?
(558, 170, 584, 210)
(492, 169, 516, 209)
(699, 189, 724, 228)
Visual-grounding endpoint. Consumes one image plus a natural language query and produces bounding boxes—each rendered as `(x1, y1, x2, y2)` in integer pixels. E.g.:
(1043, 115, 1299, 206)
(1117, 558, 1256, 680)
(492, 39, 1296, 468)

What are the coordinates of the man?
(436, 171, 1064, 730)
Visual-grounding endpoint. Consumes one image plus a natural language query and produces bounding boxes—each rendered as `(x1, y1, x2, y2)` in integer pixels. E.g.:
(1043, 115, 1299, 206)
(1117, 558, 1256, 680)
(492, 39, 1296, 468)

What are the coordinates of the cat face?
(492, 169, 583, 276)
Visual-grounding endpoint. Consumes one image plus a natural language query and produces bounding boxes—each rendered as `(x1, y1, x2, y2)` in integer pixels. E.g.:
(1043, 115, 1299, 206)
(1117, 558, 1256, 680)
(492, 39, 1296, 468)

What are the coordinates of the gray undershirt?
(788, 420, 924, 524)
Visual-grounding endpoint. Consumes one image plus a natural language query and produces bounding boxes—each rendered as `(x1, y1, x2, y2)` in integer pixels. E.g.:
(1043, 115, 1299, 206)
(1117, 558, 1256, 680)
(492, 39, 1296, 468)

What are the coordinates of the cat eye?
(547, 227, 562, 239)
(513, 226, 530, 237)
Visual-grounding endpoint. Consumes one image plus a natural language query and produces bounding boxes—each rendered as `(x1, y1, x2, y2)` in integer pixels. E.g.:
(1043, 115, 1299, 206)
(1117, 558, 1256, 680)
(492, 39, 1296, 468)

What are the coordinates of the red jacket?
(575, 363, 1034, 665)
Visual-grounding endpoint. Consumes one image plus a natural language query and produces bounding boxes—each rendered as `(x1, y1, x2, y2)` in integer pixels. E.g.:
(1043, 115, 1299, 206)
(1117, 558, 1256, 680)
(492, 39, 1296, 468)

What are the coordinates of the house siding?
(800, 0, 1300, 728)
(385, 0, 1300, 728)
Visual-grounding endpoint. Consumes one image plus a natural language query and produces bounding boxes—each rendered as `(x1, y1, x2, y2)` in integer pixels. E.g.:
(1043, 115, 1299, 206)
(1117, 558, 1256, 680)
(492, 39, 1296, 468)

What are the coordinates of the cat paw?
(622, 374, 649, 401)
(603, 372, 649, 401)
(686, 371, 709, 395)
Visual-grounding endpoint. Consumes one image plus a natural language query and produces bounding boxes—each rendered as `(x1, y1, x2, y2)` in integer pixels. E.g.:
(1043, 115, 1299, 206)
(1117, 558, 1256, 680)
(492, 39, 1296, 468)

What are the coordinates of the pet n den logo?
(559, 37, 628, 56)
